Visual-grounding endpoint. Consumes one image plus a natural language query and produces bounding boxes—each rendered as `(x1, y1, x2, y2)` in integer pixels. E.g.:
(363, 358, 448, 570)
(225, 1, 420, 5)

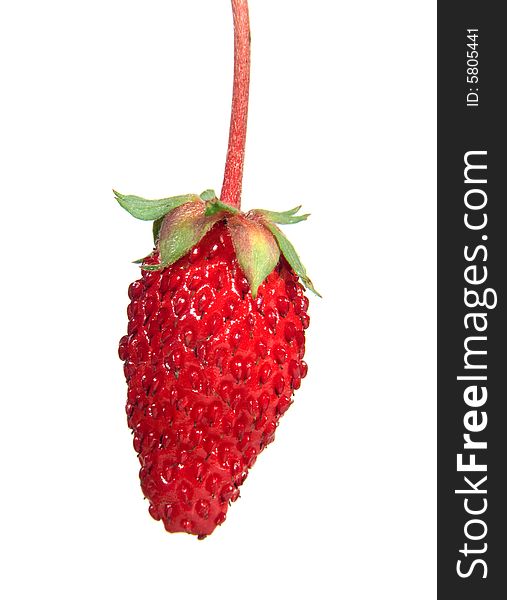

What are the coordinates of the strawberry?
(116, 0, 319, 538)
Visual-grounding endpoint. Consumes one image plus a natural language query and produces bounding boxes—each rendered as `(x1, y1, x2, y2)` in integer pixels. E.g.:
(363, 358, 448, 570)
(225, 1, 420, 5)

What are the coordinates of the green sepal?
(113, 190, 199, 221)
(140, 264, 163, 272)
(114, 187, 320, 298)
(158, 202, 222, 267)
(204, 199, 240, 217)
(227, 215, 280, 299)
(200, 189, 217, 201)
(152, 217, 164, 243)
(265, 222, 321, 297)
(251, 206, 310, 224)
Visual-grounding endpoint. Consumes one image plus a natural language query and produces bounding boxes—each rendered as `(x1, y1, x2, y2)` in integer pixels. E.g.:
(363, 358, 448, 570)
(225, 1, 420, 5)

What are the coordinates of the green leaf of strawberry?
(227, 214, 280, 298)
(157, 201, 223, 268)
(250, 206, 310, 224)
(152, 217, 164, 243)
(204, 199, 240, 218)
(114, 189, 320, 296)
(114, 190, 199, 221)
(199, 189, 218, 201)
(265, 222, 321, 297)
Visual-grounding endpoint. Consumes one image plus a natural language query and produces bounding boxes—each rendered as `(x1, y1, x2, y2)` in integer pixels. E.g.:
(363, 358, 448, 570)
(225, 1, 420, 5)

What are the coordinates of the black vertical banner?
(438, 1, 506, 597)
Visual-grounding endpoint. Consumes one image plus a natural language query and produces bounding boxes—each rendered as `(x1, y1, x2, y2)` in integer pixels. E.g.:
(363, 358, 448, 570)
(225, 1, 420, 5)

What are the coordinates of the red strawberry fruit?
(116, 0, 318, 538)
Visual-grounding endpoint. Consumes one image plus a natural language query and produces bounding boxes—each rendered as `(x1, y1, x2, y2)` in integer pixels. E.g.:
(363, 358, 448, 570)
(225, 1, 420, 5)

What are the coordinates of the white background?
(0, 1, 436, 598)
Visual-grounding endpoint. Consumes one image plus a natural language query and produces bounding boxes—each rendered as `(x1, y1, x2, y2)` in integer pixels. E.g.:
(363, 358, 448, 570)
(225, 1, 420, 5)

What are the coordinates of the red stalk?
(220, 0, 251, 210)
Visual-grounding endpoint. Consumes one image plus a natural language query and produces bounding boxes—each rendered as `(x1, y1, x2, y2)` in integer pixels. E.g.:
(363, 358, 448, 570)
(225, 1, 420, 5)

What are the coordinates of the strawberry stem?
(220, 0, 251, 210)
